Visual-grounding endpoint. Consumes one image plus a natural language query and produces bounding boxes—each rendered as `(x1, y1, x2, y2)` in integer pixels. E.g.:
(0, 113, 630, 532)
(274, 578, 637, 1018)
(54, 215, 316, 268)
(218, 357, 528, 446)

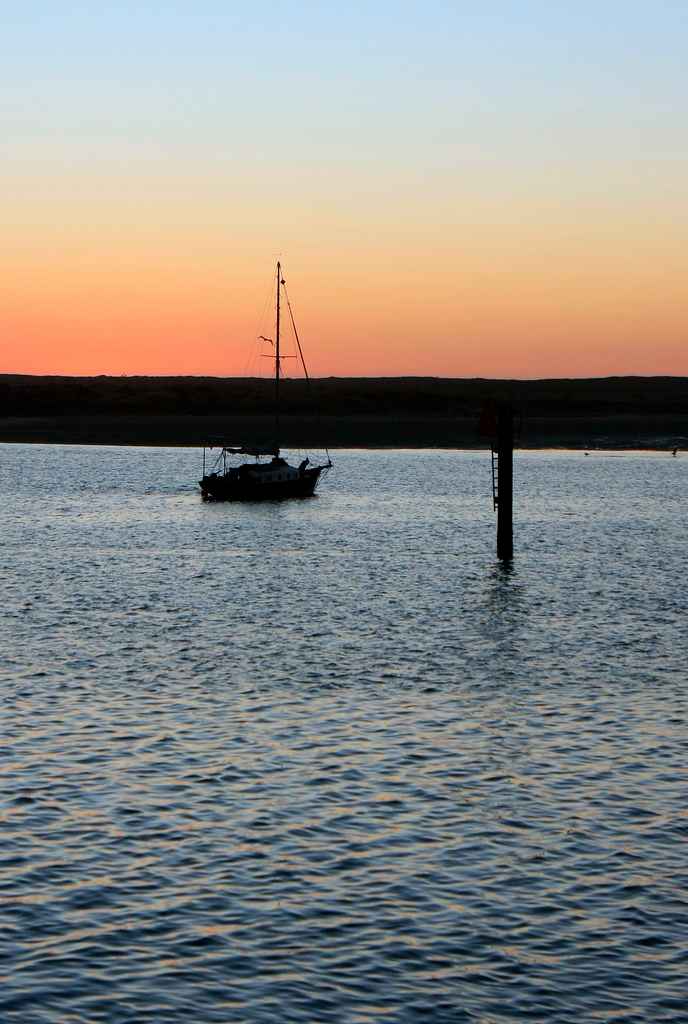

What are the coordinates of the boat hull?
(199, 467, 323, 502)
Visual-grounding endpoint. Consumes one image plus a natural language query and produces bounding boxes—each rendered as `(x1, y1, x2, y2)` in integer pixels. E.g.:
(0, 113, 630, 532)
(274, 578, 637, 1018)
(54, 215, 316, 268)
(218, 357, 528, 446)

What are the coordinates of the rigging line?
(282, 283, 309, 382)
(244, 271, 277, 376)
(282, 280, 331, 466)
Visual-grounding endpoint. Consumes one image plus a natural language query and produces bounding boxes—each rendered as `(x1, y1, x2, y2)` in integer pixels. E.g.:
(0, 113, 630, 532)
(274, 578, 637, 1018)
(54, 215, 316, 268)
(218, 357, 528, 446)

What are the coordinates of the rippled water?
(2, 444, 687, 1023)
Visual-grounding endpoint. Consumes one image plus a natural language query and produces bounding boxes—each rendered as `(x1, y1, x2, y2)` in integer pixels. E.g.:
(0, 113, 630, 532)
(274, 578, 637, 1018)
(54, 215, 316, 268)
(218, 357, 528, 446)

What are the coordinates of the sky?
(2, 2, 687, 378)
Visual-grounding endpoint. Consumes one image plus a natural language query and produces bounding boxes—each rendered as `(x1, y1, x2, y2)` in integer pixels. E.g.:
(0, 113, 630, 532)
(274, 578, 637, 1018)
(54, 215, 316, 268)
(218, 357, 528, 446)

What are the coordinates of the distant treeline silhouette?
(1, 374, 687, 417)
(0, 375, 686, 448)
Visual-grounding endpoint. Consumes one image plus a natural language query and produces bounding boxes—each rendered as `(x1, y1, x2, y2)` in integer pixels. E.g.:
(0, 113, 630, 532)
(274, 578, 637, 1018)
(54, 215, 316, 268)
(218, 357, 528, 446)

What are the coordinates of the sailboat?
(199, 261, 332, 501)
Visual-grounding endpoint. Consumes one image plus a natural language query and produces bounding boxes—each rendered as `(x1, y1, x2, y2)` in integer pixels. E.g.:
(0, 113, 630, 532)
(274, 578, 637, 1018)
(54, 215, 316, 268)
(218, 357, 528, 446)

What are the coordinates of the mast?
(275, 261, 281, 445)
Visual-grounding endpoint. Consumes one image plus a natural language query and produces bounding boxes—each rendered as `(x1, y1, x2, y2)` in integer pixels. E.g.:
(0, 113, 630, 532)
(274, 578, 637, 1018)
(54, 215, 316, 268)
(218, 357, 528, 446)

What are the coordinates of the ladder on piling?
(491, 446, 499, 509)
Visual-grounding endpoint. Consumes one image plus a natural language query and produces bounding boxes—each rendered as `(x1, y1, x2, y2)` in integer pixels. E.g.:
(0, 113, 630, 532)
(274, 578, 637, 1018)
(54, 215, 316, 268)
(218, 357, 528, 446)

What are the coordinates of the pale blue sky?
(5, 3, 686, 163)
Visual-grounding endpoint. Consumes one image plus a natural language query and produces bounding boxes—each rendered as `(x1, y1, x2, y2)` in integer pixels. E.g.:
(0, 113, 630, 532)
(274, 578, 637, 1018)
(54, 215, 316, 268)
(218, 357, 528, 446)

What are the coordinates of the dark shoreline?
(1, 375, 686, 450)
(1, 414, 686, 450)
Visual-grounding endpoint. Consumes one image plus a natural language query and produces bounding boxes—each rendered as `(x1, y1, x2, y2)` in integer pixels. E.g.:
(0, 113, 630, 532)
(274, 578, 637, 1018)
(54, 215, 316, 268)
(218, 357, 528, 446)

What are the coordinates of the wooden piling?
(496, 404, 514, 561)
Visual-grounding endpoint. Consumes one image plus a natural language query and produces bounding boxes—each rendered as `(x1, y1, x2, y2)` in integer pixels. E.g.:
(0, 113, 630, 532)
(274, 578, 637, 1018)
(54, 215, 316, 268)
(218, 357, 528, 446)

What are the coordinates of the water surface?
(2, 446, 687, 1022)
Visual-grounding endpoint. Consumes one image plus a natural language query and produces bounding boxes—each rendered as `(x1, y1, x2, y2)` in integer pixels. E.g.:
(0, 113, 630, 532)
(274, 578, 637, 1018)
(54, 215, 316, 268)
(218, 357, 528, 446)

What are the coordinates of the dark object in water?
(200, 450, 327, 501)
